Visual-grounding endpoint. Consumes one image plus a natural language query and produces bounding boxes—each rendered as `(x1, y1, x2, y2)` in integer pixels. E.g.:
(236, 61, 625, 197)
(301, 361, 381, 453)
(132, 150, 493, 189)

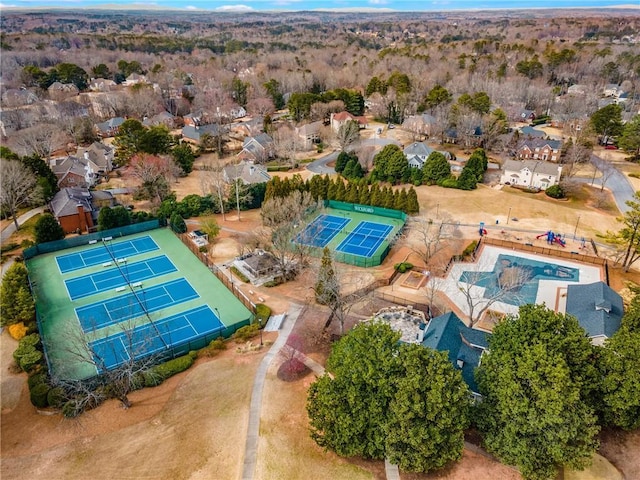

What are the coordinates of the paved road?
(0, 206, 45, 244)
(306, 137, 401, 175)
(241, 303, 303, 480)
(587, 154, 636, 214)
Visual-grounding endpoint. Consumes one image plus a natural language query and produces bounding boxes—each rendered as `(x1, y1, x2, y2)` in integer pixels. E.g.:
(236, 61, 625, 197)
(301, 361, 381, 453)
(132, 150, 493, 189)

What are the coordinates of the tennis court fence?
(325, 200, 407, 221)
(23, 220, 161, 260)
(176, 233, 257, 315)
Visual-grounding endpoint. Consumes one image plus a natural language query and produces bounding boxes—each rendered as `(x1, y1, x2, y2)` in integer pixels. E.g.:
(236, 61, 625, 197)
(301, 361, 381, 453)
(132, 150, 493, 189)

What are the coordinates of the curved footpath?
(0, 206, 45, 277)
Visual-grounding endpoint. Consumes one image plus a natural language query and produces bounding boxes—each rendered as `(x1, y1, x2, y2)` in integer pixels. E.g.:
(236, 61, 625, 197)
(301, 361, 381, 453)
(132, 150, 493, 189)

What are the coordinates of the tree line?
(265, 174, 419, 215)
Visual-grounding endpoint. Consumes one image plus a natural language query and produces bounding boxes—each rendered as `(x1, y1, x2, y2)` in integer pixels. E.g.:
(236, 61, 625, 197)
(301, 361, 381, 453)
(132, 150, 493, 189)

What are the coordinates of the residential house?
(95, 117, 126, 137)
(519, 126, 547, 139)
(222, 161, 271, 185)
(1, 89, 39, 107)
(230, 106, 247, 120)
(50, 156, 97, 188)
(47, 82, 79, 101)
(402, 113, 436, 137)
(123, 73, 148, 87)
(183, 112, 206, 127)
(182, 124, 221, 144)
(501, 159, 562, 190)
(566, 282, 624, 346)
(237, 133, 275, 163)
(603, 84, 623, 98)
(143, 111, 175, 129)
(295, 121, 323, 149)
(567, 84, 587, 96)
(329, 111, 368, 132)
(517, 138, 562, 161)
(519, 109, 536, 122)
(89, 78, 117, 92)
(232, 116, 265, 138)
(50, 187, 114, 234)
(420, 312, 489, 398)
(404, 142, 435, 168)
(77, 142, 114, 175)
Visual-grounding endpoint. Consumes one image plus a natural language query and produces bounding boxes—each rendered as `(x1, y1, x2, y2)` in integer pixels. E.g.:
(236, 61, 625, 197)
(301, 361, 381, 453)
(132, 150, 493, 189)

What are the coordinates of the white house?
(404, 142, 435, 168)
(501, 159, 562, 191)
(223, 160, 271, 185)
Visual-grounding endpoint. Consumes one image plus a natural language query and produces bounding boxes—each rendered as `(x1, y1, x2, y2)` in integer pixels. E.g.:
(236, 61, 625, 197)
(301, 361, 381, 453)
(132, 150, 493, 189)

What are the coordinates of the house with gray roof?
(404, 142, 435, 168)
(500, 159, 562, 190)
(402, 113, 437, 137)
(238, 133, 275, 163)
(420, 312, 489, 397)
(77, 142, 114, 174)
(50, 156, 97, 188)
(223, 161, 271, 185)
(295, 121, 323, 149)
(566, 282, 624, 346)
(182, 124, 222, 143)
(95, 117, 125, 137)
(50, 187, 114, 233)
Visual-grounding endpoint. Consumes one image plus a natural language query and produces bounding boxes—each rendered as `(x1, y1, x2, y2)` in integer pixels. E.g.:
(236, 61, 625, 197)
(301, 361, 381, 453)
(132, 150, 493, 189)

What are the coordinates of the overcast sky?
(0, 0, 633, 11)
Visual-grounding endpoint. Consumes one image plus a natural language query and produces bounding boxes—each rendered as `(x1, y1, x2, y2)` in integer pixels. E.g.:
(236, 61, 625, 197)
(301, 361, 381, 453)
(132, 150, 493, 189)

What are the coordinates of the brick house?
(329, 111, 368, 132)
(517, 138, 562, 162)
(50, 188, 113, 233)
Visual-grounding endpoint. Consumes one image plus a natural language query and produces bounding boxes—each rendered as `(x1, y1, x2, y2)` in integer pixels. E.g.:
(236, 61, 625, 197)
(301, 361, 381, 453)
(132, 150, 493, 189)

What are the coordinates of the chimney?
(77, 203, 87, 232)
(84, 151, 90, 161)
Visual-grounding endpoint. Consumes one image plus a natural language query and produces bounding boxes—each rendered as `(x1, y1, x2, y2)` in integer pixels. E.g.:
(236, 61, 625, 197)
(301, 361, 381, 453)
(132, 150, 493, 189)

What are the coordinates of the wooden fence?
(177, 233, 257, 315)
(480, 237, 608, 267)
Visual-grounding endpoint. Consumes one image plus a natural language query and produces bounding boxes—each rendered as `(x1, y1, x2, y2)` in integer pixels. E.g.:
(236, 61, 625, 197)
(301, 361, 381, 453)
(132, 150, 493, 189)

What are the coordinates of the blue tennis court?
(65, 255, 177, 300)
(56, 236, 159, 274)
(89, 305, 224, 372)
(75, 278, 199, 332)
(294, 214, 350, 248)
(336, 221, 393, 257)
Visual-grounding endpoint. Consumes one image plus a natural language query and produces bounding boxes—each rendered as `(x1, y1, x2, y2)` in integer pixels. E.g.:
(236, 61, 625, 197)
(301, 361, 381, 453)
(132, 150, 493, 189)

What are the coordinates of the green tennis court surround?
(27, 228, 253, 380)
(294, 201, 407, 268)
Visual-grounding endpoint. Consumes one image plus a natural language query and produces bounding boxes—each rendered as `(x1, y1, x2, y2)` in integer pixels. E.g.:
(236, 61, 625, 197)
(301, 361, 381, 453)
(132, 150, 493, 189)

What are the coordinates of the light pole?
(573, 215, 581, 239)
(258, 316, 264, 346)
(506, 207, 512, 225)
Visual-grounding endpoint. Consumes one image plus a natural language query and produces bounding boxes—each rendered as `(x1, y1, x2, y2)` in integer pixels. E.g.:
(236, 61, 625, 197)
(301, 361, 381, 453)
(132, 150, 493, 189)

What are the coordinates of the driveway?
(587, 154, 635, 214)
(306, 137, 401, 175)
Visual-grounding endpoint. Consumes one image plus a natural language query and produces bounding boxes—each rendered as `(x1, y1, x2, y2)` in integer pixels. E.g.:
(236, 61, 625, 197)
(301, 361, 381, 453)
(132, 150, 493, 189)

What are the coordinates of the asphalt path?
(306, 137, 401, 175)
(586, 154, 636, 214)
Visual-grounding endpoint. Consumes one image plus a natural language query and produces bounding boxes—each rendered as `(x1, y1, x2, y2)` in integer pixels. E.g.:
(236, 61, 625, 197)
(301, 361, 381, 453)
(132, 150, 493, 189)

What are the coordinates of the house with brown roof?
(50, 156, 97, 188)
(77, 142, 114, 175)
(330, 111, 368, 132)
(95, 117, 126, 137)
(500, 159, 562, 191)
(517, 138, 562, 162)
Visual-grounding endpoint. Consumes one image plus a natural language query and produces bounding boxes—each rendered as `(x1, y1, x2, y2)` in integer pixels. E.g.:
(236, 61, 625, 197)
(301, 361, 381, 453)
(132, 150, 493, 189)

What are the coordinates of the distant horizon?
(1, 1, 638, 13)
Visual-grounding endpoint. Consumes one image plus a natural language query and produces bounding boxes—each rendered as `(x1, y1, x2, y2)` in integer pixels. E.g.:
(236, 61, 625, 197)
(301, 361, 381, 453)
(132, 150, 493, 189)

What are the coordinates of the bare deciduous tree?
(13, 123, 66, 159)
(406, 216, 453, 266)
(0, 159, 42, 230)
(335, 119, 360, 152)
(200, 157, 228, 221)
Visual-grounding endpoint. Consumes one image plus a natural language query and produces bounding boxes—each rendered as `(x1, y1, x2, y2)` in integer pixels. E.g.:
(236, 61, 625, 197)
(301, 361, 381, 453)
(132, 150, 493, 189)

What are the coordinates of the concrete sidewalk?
(0, 206, 45, 245)
(241, 303, 304, 480)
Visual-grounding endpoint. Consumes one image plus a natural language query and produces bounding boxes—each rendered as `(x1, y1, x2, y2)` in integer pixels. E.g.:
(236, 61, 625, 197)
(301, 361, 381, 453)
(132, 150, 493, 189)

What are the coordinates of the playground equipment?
(536, 231, 566, 247)
(479, 222, 488, 236)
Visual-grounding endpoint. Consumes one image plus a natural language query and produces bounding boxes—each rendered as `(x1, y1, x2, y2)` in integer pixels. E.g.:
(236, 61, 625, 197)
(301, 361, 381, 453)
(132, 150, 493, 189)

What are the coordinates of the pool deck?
(440, 245, 603, 322)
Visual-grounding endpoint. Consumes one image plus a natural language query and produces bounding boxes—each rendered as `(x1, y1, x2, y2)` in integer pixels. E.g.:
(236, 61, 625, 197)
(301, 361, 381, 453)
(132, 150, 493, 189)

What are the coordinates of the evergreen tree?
(345, 182, 359, 204)
(0, 263, 34, 327)
(314, 247, 337, 305)
(34, 214, 65, 244)
(406, 187, 420, 214)
(384, 188, 395, 209)
(395, 188, 408, 212)
(422, 152, 451, 185)
(370, 184, 382, 207)
(335, 181, 347, 202)
(359, 184, 371, 205)
(170, 212, 187, 233)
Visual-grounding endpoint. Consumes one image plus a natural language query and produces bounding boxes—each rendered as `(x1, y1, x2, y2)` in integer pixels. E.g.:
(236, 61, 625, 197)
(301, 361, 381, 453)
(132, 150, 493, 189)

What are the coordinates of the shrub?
(394, 262, 414, 273)
(30, 382, 50, 408)
(198, 245, 208, 253)
(28, 372, 46, 389)
(209, 338, 227, 351)
(629, 172, 640, 179)
(62, 399, 82, 418)
(545, 184, 565, 199)
(18, 349, 43, 372)
(8, 322, 28, 340)
(255, 303, 272, 323)
(230, 266, 250, 283)
(438, 177, 459, 189)
(47, 387, 67, 408)
(263, 279, 283, 287)
(0, 242, 19, 253)
(462, 240, 478, 258)
(233, 323, 260, 342)
(143, 354, 195, 387)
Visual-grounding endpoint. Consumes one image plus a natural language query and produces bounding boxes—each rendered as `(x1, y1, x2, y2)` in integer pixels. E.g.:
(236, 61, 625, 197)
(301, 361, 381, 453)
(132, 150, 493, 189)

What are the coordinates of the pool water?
(459, 254, 580, 306)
